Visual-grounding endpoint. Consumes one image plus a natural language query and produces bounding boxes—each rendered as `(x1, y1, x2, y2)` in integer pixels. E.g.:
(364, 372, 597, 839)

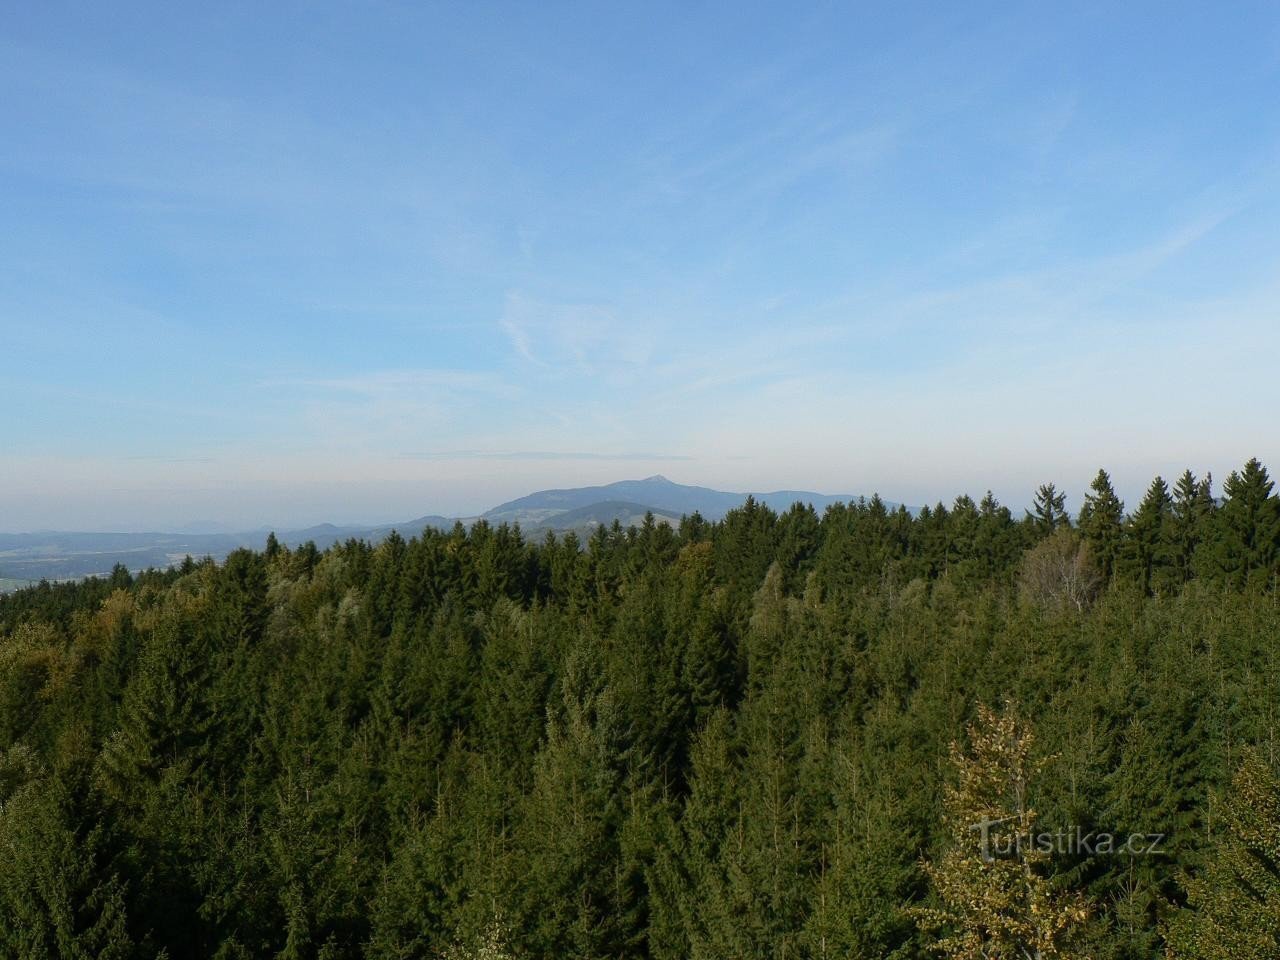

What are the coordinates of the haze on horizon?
(3, 3, 1278, 532)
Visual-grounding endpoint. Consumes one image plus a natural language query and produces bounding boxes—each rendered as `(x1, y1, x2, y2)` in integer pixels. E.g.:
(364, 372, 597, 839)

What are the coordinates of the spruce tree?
(1077, 469, 1125, 583)
(510, 646, 647, 959)
(0, 759, 132, 960)
(1213, 459, 1280, 590)
(1164, 750, 1280, 960)
(1168, 471, 1213, 586)
(1119, 477, 1174, 596)
(1029, 483, 1070, 537)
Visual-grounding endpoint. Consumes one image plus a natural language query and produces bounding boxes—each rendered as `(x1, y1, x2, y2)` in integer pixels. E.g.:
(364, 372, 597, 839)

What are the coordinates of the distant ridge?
(483, 474, 877, 526)
(0, 478, 889, 585)
(539, 500, 684, 534)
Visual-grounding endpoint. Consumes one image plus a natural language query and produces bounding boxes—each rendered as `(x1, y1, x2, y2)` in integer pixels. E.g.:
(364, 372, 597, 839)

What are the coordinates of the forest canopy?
(2, 459, 1279, 959)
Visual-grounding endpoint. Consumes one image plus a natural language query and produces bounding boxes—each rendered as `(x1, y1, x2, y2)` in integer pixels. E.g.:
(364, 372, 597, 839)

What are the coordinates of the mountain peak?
(642, 474, 671, 483)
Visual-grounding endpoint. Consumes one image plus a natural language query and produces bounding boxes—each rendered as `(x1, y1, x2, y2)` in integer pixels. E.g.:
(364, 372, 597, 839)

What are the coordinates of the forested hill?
(480, 474, 879, 524)
(2, 460, 1280, 958)
(0, 476, 869, 583)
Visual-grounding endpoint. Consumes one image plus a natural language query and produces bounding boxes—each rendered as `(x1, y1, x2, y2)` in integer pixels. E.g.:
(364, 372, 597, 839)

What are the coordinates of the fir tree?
(0, 760, 132, 960)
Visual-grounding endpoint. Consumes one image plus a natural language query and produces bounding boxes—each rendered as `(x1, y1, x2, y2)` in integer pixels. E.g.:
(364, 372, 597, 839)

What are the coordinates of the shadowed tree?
(1164, 750, 1280, 960)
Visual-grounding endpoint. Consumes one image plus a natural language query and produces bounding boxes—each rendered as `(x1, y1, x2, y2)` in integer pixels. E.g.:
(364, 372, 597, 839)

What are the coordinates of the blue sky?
(3, 2, 1279, 530)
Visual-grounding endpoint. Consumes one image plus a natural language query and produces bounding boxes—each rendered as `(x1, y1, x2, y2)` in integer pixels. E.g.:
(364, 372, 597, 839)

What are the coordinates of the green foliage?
(0, 461, 1276, 958)
(1030, 483, 1070, 535)
(1119, 477, 1174, 596)
(1078, 469, 1125, 582)
(914, 701, 1091, 960)
(0, 760, 132, 960)
(1164, 750, 1280, 960)
(1212, 458, 1280, 589)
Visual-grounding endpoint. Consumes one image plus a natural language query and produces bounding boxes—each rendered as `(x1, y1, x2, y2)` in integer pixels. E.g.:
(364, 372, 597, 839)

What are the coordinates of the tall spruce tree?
(0, 765, 132, 960)
(1078, 469, 1125, 583)
(1120, 478, 1174, 596)
(1168, 471, 1214, 586)
(1213, 459, 1280, 590)
(510, 644, 648, 959)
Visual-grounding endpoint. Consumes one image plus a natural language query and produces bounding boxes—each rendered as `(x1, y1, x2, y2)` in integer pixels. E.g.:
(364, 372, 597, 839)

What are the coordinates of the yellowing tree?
(915, 700, 1091, 960)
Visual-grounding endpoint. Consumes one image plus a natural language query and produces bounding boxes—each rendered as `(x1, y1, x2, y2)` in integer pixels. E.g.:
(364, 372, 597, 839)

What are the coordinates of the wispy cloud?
(499, 293, 655, 379)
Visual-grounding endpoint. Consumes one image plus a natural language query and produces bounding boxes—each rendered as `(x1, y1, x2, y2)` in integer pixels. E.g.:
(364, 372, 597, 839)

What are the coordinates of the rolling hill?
(0, 477, 881, 585)
(482, 475, 874, 526)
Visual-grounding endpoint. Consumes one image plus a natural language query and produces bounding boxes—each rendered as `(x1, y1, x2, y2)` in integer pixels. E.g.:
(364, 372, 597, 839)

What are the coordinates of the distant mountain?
(535, 500, 684, 535)
(279, 515, 454, 551)
(0, 478, 888, 587)
(483, 475, 875, 526)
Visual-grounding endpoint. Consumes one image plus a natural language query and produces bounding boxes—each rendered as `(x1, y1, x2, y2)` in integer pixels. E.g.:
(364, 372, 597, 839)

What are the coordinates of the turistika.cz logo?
(969, 816, 1167, 863)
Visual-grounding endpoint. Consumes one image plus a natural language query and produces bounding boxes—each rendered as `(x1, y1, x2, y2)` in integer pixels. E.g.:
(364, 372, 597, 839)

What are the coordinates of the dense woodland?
(2, 459, 1280, 959)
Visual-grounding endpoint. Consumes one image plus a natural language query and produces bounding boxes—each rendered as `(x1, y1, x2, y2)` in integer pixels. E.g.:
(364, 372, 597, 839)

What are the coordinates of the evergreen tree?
(1119, 477, 1173, 596)
(510, 647, 648, 959)
(0, 759, 132, 960)
(1164, 750, 1280, 960)
(1212, 459, 1280, 590)
(1077, 469, 1125, 583)
(649, 709, 743, 960)
(3, 467, 1280, 959)
(977, 491, 1024, 580)
(1029, 483, 1070, 536)
(1168, 471, 1214, 586)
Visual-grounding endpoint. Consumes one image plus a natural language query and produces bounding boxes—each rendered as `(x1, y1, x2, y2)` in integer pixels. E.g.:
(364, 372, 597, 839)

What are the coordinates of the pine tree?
(95, 615, 218, 804)
(474, 601, 553, 786)
(805, 729, 919, 959)
(977, 491, 1024, 581)
(510, 646, 648, 959)
(649, 707, 753, 960)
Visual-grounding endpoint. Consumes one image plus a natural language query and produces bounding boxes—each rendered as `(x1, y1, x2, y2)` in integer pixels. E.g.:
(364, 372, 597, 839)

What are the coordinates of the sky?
(2, 2, 1279, 531)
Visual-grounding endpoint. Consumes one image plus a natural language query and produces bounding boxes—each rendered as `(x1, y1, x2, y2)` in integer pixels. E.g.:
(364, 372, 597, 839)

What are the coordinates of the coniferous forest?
(4, 460, 1280, 960)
